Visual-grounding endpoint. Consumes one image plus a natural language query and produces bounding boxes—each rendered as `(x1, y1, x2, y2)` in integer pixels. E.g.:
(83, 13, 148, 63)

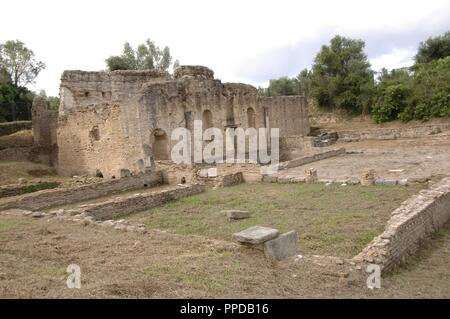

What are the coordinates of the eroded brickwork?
(354, 177, 450, 273)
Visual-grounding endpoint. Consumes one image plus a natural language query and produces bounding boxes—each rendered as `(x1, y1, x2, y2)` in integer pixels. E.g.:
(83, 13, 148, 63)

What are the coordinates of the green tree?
(0, 84, 34, 121)
(415, 31, 450, 64)
(0, 40, 43, 121)
(406, 56, 450, 120)
(0, 40, 46, 87)
(310, 35, 375, 113)
(372, 69, 412, 123)
(106, 39, 174, 72)
(295, 68, 312, 100)
(266, 76, 297, 96)
(38, 90, 60, 111)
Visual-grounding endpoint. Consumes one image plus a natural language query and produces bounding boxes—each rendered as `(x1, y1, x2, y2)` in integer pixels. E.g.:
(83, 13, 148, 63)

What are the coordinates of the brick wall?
(353, 177, 450, 273)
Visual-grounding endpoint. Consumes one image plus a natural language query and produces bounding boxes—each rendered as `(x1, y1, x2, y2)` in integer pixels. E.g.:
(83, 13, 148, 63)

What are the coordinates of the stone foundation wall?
(0, 147, 31, 161)
(354, 177, 450, 273)
(277, 147, 346, 171)
(77, 184, 206, 220)
(338, 124, 450, 142)
(0, 171, 164, 211)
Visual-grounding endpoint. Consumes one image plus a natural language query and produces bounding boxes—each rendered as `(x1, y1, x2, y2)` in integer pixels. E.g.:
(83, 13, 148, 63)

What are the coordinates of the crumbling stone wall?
(56, 66, 310, 178)
(354, 177, 450, 273)
(30, 96, 58, 165)
(0, 171, 164, 211)
(75, 184, 206, 220)
(258, 96, 309, 137)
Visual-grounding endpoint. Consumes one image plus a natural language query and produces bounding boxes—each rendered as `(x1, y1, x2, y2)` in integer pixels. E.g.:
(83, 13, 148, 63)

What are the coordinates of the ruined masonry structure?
(34, 65, 309, 178)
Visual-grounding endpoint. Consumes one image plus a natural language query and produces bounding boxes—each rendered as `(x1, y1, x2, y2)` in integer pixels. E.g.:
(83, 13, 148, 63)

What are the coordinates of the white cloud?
(370, 48, 416, 73)
(0, 0, 449, 95)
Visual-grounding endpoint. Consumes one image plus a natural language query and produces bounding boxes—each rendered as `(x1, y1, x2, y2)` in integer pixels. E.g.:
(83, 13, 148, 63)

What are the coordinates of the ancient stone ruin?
(32, 65, 310, 178)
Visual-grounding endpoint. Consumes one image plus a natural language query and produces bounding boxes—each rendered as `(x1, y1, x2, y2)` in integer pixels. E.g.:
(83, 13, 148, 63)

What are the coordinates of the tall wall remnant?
(30, 96, 58, 165)
(55, 65, 310, 178)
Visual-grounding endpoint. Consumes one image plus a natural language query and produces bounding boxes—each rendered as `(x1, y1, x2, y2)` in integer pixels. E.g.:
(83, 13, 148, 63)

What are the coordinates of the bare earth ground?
(0, 212, 449, 298)
(279, 134, 450, 182)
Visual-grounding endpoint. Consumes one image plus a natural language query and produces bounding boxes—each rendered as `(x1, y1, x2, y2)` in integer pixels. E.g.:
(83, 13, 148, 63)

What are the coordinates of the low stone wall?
(338, 124, 450, 142)
(353, 177, 450, 273)
(73, 184, 206, 220)
(276, 147, 346, 171)
(0, 147, 31, 161)
(0, 171, 164, 211)
(0, 182, 60, 198)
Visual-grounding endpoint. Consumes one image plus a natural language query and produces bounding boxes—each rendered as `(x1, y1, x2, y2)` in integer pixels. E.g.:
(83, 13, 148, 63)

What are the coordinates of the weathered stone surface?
(375, 179, 397, 186)
(223, 210, 250, 220)
(31, 211, 45, 218)
(119, 169, 131, 178)
(277, 148, 346, 171)
(233, 226, 279, 244)
(264, 230, 298, 261)
(198, 169, 209, 178)
(207, 168, 217, 177)
(56, 66, 309, 179)
(262, 175, 278, 183)
(361, 169, 376, 186)
(221, 172, 244, 187)
(0, 171, 164, 211)
(305, 168, 318, 184)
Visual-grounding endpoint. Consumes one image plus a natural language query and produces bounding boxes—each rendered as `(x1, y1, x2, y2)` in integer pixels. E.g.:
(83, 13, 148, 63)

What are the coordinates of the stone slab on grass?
(264, 230, 298, 261)
(223, 210, 250, 220)
(233, 226, 279, 244)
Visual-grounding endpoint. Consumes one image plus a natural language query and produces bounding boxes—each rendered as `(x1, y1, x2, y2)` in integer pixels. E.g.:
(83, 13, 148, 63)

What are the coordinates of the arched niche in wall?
(247, 107, 256, 128)
(202, 109, 214, 141)
(202, 109, 213, 129)
(151, 128, 169, 160)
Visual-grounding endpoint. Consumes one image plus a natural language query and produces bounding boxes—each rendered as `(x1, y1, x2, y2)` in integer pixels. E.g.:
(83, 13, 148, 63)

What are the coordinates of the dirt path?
(279, 134, 450, 182)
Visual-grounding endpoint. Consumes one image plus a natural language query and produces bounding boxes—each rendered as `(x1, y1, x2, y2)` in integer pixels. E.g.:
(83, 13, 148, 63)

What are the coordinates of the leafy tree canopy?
(415, 31, 450, 64)
(0, 40, 46, 87)
(106, 39, 176, 72)
(310, 35, 375, 113)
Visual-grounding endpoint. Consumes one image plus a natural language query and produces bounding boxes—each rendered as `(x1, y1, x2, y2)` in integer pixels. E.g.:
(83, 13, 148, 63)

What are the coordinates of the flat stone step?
(233, 226, 279, 244)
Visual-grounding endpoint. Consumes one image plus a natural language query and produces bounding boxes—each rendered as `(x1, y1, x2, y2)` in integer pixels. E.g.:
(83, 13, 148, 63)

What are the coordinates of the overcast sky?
(1, 0, 449, 95)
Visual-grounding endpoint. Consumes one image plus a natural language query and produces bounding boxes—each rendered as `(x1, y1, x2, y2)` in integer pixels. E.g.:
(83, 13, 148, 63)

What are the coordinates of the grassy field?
(126, 183, 424, 258)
